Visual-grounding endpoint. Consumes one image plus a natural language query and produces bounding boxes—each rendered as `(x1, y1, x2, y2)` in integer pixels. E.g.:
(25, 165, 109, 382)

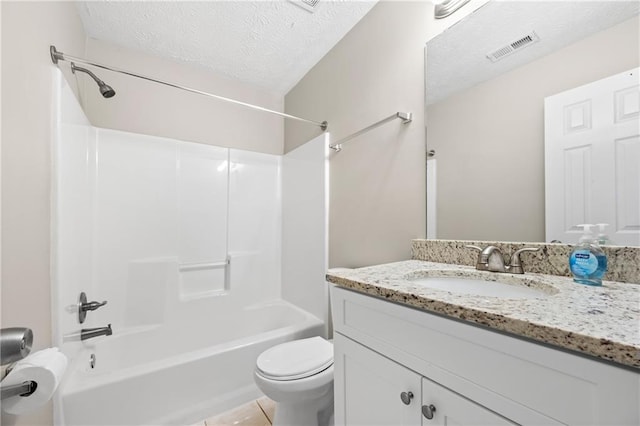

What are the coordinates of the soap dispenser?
(595, 223, 612, 245)
(569, 224, 607, 286)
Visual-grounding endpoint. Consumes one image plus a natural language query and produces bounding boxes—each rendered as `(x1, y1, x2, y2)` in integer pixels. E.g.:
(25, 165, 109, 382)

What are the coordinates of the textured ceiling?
(426, 1, 640, 105)
(75, 1, 377, 96)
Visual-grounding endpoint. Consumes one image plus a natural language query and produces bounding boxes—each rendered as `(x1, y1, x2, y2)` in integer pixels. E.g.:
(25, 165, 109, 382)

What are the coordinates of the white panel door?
(545, 68, 640, 245)
(334, 333, 422, 426)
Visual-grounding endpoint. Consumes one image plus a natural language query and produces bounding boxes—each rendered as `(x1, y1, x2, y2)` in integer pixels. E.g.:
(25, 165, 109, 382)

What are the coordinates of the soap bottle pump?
(569, 224, 607, 286)
(595, 223, 612, 245)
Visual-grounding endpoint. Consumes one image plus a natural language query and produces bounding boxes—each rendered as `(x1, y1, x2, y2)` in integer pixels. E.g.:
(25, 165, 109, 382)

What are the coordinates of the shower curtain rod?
(329, 112, 412, 152)
(50, 46, 328, 131)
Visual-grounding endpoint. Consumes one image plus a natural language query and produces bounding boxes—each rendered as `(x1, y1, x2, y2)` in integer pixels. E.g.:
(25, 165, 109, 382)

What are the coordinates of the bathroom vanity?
(327, 258, 640, 425)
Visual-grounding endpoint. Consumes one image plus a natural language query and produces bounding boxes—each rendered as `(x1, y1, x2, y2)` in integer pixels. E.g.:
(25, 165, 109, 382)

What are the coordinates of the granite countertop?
(326, 260, 640, 369)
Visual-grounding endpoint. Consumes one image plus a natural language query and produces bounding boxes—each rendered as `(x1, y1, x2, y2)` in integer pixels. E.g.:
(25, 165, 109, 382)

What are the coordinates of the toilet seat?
(256, 337, 333, 381)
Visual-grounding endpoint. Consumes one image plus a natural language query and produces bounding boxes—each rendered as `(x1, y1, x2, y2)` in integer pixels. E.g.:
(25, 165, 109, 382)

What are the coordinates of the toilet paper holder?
(1, 327, 38, 400)
(1, 381, 37, 400)
(1, 327, 33, 365)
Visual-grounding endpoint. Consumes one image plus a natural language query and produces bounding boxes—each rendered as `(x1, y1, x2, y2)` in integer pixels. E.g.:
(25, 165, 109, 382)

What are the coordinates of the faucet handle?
(78, 292, 108, 324)
(82, 300, 107, 312)
(465, 245, 489, 271)
(509, 247, 541, 274)
(465, 245, 483, 260)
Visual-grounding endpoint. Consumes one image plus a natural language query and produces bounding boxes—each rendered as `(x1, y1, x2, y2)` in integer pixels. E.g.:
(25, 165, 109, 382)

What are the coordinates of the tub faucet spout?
(81, 324, 112, 341)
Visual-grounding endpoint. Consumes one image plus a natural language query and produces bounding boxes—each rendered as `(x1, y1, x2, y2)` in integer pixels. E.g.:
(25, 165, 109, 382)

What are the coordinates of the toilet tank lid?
(256, 336, 333, 380)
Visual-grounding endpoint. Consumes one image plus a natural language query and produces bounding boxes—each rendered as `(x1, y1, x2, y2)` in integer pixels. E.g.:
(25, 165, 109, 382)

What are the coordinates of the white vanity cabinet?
(331, 286, 640, 426)
(335, 333, 517, 425)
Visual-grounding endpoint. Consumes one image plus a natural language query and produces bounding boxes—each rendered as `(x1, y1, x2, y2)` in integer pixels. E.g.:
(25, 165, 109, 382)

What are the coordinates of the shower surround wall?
(53, 72, 328, 425)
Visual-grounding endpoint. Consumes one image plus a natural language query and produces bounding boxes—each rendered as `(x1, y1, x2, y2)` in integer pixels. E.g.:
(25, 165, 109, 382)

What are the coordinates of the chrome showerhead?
(71, 63, 116, 99)
(98, 82, 116, 98)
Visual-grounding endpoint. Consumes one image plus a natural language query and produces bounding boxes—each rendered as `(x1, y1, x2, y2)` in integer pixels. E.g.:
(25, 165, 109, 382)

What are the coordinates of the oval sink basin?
(408, 276, 552, 299)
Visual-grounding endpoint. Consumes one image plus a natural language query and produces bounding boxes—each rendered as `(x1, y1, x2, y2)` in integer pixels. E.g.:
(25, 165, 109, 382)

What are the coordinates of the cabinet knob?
(400, 391, 414, 405)
(422, 404, 437, 420)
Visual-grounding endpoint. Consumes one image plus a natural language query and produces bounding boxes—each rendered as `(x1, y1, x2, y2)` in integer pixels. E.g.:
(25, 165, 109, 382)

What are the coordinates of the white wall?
(281, 134, 329, 333)
(1, 3, 87, 425)
(82, 38, 285, 155)
(55, 75, 283, 357)
(52, 71, 96, 375)
(284, 0, 487, 268)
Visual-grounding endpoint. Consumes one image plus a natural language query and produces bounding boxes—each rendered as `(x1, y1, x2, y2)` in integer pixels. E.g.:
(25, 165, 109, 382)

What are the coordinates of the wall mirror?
(425, 0, 640, 246)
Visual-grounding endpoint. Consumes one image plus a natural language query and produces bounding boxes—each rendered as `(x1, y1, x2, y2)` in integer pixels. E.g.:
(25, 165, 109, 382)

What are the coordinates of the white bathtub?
(59, 301, 324, 425)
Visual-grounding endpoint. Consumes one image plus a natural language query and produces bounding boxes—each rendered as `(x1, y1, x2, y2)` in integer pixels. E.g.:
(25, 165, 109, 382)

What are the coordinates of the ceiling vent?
(486, 31, 540, 62)
(288, 0, 320, 13)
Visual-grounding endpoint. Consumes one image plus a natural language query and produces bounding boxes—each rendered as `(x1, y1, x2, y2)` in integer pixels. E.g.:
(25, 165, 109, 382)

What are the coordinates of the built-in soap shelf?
(178, 256, 230, 301)
(178, 258, 230, 272)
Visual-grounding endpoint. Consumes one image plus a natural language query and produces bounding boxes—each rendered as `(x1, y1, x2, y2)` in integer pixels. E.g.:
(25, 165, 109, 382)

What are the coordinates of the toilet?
(254, 336, 334, 426)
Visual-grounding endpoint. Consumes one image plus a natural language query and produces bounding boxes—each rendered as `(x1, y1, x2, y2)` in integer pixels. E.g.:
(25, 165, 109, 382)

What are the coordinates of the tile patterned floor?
(192, 397, 275, 426)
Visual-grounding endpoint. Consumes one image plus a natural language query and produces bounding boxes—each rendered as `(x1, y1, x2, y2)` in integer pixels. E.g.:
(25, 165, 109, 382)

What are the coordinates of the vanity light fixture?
(434, 0, 471, 19)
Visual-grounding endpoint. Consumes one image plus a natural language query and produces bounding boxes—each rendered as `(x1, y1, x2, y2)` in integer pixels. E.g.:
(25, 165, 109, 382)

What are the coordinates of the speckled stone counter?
(412, 239, 640, 284)
(327, 260, 640, 369)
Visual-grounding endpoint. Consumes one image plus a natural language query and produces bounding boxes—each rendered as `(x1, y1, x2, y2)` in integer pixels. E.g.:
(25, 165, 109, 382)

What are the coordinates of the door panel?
(545, 68, 640, 245)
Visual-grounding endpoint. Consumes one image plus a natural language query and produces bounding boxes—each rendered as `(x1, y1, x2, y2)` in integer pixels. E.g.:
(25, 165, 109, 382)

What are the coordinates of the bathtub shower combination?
(52, 72, 329, 425)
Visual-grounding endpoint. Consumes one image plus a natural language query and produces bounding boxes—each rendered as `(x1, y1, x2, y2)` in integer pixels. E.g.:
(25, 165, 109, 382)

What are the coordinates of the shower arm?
(71, 63, 105, 85)
(50, 46, 328, 131)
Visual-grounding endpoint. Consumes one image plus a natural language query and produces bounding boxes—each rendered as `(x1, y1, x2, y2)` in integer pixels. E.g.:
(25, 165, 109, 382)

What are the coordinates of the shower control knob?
(400, 391, 414, 405)
(83, 300, 108, 311)
(78, 292, 108, 324)
(422, 404, 437, 420)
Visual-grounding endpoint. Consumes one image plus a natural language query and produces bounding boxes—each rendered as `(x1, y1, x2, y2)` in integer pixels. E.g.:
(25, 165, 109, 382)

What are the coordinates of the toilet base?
(254, 338, 335, 426)
(272, 392, 334, 426)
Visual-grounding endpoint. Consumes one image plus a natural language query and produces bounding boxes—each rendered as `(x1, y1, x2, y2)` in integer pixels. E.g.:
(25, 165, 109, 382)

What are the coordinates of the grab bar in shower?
(178, 258, 230, 272)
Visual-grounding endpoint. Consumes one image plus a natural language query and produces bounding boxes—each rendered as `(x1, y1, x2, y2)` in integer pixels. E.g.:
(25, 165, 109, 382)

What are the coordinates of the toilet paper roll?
(2, 348, 68, 415)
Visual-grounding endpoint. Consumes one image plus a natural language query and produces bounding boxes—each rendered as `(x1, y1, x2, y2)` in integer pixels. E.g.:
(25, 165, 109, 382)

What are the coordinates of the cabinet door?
(421, 378, 516, 426)
(334, 333, 422, 426)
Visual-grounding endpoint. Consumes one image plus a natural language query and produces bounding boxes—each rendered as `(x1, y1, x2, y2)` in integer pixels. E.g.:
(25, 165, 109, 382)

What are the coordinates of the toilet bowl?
(254, 336, 334, 426)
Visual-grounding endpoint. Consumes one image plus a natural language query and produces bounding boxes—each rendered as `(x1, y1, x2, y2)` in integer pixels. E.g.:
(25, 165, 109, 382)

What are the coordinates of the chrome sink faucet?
(466, 245, 540, 274)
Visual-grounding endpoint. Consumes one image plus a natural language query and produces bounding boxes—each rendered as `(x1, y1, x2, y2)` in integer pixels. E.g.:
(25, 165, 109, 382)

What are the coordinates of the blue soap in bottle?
(569, 224, 607, 286)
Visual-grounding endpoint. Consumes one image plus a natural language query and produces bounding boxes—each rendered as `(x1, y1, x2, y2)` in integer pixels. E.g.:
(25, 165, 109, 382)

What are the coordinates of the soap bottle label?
(570, 250, 598, 275)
